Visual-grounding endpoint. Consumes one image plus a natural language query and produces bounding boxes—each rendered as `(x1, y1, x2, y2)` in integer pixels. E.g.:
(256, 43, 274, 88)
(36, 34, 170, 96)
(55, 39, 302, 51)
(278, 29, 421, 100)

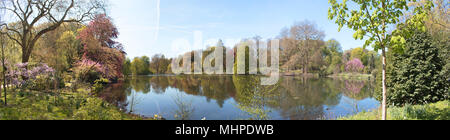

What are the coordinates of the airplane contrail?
(154, 0, 160, 43)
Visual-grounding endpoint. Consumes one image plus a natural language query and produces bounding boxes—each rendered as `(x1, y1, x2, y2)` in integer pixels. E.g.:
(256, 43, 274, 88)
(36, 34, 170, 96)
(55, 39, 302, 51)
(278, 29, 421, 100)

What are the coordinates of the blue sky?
(110, 0, 367, 58)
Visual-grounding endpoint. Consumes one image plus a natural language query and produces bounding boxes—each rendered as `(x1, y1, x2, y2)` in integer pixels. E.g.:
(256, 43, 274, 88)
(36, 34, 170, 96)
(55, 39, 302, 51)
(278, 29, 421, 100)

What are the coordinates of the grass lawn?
(340, 100, 449, 120)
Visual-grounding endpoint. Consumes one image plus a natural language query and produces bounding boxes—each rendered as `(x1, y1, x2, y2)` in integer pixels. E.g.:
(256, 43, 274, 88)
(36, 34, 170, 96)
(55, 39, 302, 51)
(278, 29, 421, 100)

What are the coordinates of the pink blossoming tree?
(345, 59, 365, 73)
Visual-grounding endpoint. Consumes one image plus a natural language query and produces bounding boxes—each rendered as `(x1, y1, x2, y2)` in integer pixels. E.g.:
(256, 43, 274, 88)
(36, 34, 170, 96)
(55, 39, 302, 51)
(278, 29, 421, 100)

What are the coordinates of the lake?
(99, 75, 380, 120)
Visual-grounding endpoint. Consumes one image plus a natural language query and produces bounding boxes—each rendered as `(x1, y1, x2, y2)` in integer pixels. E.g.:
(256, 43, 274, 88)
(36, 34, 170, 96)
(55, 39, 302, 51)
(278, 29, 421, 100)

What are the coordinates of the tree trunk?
(381, 48, 387, 120)
(20, 47, 31, 81)
(2, 72, 5, 106)
(0, 77, 2, 100)
(1, 40, 6, 106)
(22, 47, 31, 63)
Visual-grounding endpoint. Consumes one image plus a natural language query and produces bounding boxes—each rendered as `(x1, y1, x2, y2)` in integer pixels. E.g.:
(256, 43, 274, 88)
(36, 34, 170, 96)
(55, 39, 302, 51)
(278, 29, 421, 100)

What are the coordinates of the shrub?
(6, 63, 55, 90)
(363, 67, 370, 74)
(371, 69, 378, 79)
(92, 78, 110, 93)
(376, 30, 449, 106)
(345, 58, 365, 73)
(73, 97, 123, 120)
(73, 59, 103, 83)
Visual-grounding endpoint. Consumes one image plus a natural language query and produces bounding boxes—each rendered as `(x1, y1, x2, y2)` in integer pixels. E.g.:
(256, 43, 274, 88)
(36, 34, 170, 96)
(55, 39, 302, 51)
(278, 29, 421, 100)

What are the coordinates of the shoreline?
(340, 100, 449, 120)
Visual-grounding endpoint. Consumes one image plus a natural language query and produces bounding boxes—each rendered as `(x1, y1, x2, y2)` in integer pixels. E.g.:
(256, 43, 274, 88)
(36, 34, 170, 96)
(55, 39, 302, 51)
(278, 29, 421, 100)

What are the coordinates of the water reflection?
(172, 93, 195, 120)
(99, 75, 380, 120)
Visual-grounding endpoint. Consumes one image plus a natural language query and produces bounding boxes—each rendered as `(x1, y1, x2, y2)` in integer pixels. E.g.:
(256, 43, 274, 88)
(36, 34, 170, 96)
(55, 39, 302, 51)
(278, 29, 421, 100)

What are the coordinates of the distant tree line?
(123, 54, 172, 76)
(141, 20, 380, 77)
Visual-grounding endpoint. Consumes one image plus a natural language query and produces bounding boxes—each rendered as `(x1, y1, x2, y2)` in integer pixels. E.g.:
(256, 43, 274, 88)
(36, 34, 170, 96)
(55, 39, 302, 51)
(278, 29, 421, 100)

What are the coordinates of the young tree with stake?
(328, 0, 432, 120)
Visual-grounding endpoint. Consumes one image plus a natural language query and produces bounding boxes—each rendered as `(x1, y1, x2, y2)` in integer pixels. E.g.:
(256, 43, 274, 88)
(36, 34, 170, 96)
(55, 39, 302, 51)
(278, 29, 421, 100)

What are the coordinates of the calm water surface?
(100, 75, 380, 120)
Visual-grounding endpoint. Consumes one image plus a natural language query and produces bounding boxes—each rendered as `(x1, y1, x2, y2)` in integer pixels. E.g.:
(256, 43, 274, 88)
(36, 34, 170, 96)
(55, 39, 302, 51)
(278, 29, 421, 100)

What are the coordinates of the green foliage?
(28, 75, 61, 91)
(325, 54, 343, 75)
(233, 76, 272, 120)
(390, 1, 434, 53)
(32, 23, 83, 74)
(92, 78, 110, 93)
(54, 30, 82, 71)
(323, 39, 344, 75)
(328, 0, 431, 51)
(73, 97, 124, 120)
(149, 54, 171, 74)
(329, 0, 433, 120)
(130, 56, 151, 75)
(122, 58, 132, 76)
(350, 48, 367, 64)
(420, 0, 450, 95)
(166, 63, 173, 74)
(232, 41, 257, 75)
(332, 73, 373, 80)
(0, 2, 137, 120)
(325, 39, 343, 53)
(345, 47, 378, 74)
(233, 44, 251, 75)
(0, 88, 139, 120)
(340, 100, 449, 120)
(0, 33, 21, 64)
(376, 30, 449, 106)
(123, 58, 132, 75)
(73, 65, 102, 83)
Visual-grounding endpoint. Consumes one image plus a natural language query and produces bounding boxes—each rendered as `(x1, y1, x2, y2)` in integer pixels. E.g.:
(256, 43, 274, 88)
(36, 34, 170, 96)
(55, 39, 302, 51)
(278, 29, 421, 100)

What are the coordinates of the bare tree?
(252, 35, 262, 71)
(293, 21, 325, 74)
(280, 21, 325, 74)
(0, 0, 107, 63)
(150, 54, 162, 74)
(279, 27, 296, 71)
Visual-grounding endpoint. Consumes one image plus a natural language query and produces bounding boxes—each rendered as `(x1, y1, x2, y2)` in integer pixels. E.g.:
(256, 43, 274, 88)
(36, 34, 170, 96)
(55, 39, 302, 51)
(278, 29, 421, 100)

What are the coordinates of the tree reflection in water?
(99, 75, 379, 120)
(341, 80, 376, 114)
(233, 76, 277, 120)
(172, 93, 195, 120)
